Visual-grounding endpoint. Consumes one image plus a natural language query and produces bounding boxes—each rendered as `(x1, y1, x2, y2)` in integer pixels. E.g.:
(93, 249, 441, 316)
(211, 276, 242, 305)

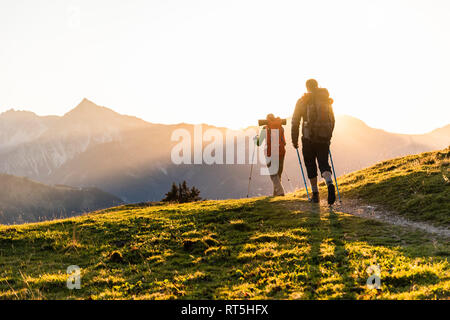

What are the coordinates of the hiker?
(255, 114, 286, 196)
(291, 79, 336, 204)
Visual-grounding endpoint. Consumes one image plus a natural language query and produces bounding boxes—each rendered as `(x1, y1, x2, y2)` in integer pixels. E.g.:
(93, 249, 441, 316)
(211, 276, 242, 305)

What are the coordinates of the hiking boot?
(327, 184, 336, 205)
(311, 192, 319, 203)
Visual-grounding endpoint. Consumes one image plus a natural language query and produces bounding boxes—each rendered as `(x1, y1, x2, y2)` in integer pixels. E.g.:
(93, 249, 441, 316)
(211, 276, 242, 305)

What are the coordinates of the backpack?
(266, 117, 286, 157)
(303, 88, 334, 143)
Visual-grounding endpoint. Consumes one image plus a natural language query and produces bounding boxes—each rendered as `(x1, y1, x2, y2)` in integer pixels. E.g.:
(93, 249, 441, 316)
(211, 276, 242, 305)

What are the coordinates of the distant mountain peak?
(65, 98, 116, 119)
(73, 98, 102, 111)
(61, 98, 149, 130)
(79, 97, 95, 105)
(0, 109, 39, 120)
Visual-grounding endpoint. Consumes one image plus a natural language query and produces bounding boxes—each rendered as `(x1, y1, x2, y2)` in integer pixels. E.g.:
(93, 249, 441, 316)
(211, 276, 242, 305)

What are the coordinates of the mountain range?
(0, 173, 122, 224)
(0, 98, 448, 203)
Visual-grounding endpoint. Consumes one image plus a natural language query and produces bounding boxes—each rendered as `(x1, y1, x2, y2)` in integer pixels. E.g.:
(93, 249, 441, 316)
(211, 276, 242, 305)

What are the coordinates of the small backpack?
(303, 88, 334, 143)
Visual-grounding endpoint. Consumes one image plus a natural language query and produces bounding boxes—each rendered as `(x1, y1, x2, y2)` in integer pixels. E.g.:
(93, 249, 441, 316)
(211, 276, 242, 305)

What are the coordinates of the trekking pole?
(329, 150, 342, 203)
(247, 130, 259, 198)
(296, 148, 310, 201)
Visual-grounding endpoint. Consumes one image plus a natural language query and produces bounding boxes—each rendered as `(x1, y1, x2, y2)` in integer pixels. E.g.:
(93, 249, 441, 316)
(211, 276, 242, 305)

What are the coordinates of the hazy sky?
(1, 0, 450, 133)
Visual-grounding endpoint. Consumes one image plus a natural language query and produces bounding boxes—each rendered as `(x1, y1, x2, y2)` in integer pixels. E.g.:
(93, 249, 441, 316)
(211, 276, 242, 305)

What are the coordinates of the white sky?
(1, 0, 449, 134)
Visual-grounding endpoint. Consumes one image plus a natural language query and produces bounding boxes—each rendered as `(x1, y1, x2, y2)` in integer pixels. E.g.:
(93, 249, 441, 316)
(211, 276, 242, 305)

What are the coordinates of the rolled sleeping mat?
(258, 119, 287, 126)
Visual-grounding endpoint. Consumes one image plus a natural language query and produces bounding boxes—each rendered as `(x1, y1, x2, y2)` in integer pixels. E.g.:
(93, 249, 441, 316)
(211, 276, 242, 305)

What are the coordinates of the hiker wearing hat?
(255, 114, 286, 196)
(291, 79, 336, 204)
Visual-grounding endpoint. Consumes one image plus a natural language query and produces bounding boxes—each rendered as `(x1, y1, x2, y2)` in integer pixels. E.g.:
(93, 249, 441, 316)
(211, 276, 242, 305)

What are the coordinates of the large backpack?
(303, 88, 334, 143)
(266, 117, 286, 157)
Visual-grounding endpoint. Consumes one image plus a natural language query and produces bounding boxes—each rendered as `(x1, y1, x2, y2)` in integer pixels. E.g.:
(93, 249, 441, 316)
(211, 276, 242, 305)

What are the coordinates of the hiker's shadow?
(305, 203, 322, 298)
(327, 205, 357, 298)
(301, 203, 357, 299)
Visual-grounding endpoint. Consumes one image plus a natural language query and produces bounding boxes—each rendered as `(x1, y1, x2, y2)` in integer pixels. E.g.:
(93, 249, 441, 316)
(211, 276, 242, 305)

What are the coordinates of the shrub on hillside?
(162, 181, 202, 203)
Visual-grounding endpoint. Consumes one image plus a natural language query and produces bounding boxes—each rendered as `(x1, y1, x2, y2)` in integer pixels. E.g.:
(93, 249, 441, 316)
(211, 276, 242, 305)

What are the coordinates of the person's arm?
(255, 128, 266, 146)
(291, 98, 305, 148)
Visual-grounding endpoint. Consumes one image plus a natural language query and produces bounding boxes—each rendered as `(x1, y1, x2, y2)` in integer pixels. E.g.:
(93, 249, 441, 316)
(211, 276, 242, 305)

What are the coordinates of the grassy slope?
(0, 195, 448, 300)
(337, 147, 450, 226)
(0, 149, 449, 300)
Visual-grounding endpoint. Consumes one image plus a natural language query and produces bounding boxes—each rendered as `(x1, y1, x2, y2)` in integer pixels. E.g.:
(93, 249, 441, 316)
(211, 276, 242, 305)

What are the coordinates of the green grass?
(0, 195, 448, 300)
(337, 147, 450, 226)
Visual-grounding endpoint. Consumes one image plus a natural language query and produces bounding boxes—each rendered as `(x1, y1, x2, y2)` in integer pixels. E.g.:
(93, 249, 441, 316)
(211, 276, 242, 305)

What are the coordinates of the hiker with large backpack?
(255, 114, 287, 196)
(291, 79, 336, 205)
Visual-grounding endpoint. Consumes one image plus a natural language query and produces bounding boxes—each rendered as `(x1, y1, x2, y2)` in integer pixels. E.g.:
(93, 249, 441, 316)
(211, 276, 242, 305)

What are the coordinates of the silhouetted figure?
(256, 114, 286, 196)
(291, 79, 336, 204)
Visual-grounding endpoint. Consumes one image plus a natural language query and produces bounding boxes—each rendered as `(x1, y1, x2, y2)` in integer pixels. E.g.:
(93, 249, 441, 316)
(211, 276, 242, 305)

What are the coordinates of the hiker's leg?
(302, 139, 318, 181)
(321, 171, 333, 185)
(310, 176, 318, 192)
(316, 142, 332, 182)
(308, 176, 319, 203)
(267, 155, 285, 196)
(277, 155, 285, 195)
(302, 139, 319, 201)
(269, 173, 284, 196)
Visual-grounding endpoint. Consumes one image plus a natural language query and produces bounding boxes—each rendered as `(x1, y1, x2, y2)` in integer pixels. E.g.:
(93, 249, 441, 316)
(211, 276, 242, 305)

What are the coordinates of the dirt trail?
(289, 198, 450, 238)
(334, 199, 450, 238)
